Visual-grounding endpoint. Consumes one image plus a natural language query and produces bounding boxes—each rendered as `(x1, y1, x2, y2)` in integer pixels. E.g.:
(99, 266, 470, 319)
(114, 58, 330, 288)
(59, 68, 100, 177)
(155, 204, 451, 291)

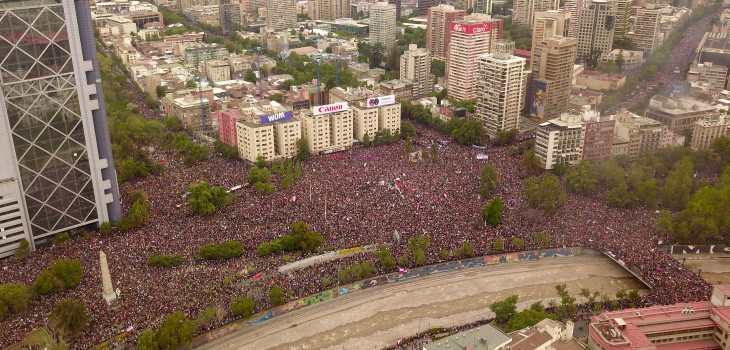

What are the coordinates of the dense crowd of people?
(0, 10, 720, 349)
(0, 123, 714, 348)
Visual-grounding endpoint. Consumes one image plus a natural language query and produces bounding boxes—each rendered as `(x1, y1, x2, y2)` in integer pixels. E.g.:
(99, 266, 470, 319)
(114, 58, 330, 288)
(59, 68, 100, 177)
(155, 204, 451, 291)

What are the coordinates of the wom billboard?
(260, 111, 293, 124)
(451, 22, 492, 34)
(366, 95, 396, 108)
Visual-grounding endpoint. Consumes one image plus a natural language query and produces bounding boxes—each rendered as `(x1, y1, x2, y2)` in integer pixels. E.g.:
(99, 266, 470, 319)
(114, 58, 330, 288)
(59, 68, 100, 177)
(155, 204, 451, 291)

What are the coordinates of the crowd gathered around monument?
(0, 120, 718, 348)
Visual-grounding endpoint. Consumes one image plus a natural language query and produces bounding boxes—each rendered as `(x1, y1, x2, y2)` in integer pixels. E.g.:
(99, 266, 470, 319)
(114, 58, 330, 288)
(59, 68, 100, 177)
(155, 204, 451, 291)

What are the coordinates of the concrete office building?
(614, 109, 662, 161)
(234, 103, 301, 162)
(369, 2, 397, 48)
(513, 0, 559, 26)
(418, 0, 441, 13)
(645, 95, 717, 133)
(692, 115, 730, 151)
(351, 99, 401, 141)
(531, 36, 578, 120)
(588, 285, 730, 350)
(200, 59, 231, 82)
(400, 44, 432, 98)
(581, 109, 615, 161)
(687, 62, 729, 93)
(426, 5, 466, 62)
(474, 0, 492, 15)
(535, 113, 586, 169)
(576, 0, 617, 63)
(634, 5, 662, 54)
(216, 109, 247, 147)
(563, 0, 582, 38)
(447, 16, 504, 100)
(311, 0, 351, 21)
(532, 10, 571, 50)
(300, 102, 353, 153)
(475, 41, 527, 138)
(0, 0, 122, 256)
(266, 0, 296, 31)
(388, 0, 401, 20)
(219, 2, 241, 35)
(165, 94, 213, 130)
(613, 0, 631, 41)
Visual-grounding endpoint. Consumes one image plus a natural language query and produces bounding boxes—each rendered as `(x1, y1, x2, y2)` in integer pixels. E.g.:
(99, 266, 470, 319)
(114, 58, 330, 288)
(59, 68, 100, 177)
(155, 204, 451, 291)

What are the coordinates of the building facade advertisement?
(451, 22, 492, 34)
(366, 95, 396, 108)
(530, 80, 548, 119)
(260, 111, 293, 124)
(313, 102, 349, 116)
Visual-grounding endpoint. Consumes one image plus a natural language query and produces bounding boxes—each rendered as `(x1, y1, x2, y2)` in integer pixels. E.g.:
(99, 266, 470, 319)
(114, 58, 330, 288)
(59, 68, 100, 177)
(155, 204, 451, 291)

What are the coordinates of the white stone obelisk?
(99, 251, 117, 305)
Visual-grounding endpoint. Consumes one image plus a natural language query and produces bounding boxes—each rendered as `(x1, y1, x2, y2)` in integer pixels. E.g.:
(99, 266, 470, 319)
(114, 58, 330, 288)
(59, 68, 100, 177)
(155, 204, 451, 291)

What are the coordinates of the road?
(196, 255, 645, 350)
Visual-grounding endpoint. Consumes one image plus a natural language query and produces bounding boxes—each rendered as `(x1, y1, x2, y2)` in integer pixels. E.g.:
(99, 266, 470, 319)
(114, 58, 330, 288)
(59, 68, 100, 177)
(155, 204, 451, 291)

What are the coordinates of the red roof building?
(588, 286, 730, 350)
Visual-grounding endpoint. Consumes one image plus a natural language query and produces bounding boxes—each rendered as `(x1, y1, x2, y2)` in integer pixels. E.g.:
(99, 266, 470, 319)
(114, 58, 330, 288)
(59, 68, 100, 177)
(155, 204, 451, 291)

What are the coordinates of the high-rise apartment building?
(532, 10, 571, 50)
(300, 102, 353, 153)
(581, 109, 615, 161)
(447, 16, 503, 100)
(692, 115, 730, 151)
(634, 5, 661, 54)
(475, 42, 526, 138)
(513, 0, 559, 26)
(388, 0, 402, 20)
(369, 2, 397, 48)
(563, 0, 582, 38)
(426, 4, 466, 62)
(219, 3, 241, 35)
(0, 0, 122, 256)
(400, 44, 432, 98)
(576, 0, 616, 63)
(530, 36, 577, 120)
(535, 113, 586, 169)
(474, 0, 492, 14)
(311, 0, 351, 21)
(614, 109, 662, 161)
(613, 0, 631, 40)
(266, 0, 296, 31)
(418, 0, 442, 13)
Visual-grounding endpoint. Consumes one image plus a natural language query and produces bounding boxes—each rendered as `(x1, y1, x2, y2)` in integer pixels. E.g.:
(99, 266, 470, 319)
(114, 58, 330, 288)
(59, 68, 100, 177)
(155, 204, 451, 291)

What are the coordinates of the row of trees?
(199, 240, 244, 260)
(400, 101, 486, 145)
(337, 261, 378, 283)
(147, 254, 184, 267)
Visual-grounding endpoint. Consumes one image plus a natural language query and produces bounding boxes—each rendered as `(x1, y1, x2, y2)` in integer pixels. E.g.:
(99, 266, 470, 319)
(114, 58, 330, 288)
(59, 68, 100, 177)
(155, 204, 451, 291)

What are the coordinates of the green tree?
(156, 85, 166, 98)
(512, 238, 524, 250)
(231, 297, 255, 318)
(291, 221, 323, 251)
(507, 309, 557, 332)
(362, 132, 371, 147)
(256, 155, 267, 168)
(482, 197, 505, 226)
(523, 150, 541, 175)
(493, 238, 504, 250)
(480, 164, 501, 197)
(535, 232, 550, 249)
(100, 221, 112, 236)
(14, 238, 30, 260)
(490, 295, 518, 324)
(244, 69, 257, 83)
(185, 79, 196, 89)
(430, 143, 439, 162)
(128, 200, 150, 227)
(565, 161, 597, 194)
(661, 157, 694, 210)
(461, 241, 474, 257)
(405, 137, 414, 155)
(400, 121, 416, 139)
(137, 329, 158, 350)
(607, 181, 634, 208)
(187, 181, 231, 214)
(637, 179, 659, 209)
(431, 59, 446, 78)
(269, 286, 285, 306)
(296, 138, 310, 161)
(594, 160, 624, 188)
(524, 173, 567, 214)
(0, 283, 32, 319)
(165, 116, 184, 131)
(156, 311, 195, 350)
(52, 299, 89, 337)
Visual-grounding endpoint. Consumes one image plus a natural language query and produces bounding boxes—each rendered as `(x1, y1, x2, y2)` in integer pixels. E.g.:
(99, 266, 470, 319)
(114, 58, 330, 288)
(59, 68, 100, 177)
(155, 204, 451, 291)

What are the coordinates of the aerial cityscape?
(0, 0, 730, 349)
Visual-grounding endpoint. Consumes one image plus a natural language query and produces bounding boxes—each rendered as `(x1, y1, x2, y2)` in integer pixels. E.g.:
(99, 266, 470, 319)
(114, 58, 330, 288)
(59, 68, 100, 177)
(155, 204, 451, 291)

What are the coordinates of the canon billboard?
(451, 22, 492, 34)
(312, 102, 349, 116)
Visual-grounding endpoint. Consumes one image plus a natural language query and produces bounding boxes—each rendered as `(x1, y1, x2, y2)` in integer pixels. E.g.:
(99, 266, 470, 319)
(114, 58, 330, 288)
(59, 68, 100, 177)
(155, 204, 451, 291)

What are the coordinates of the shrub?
(199, 241, 244, 260)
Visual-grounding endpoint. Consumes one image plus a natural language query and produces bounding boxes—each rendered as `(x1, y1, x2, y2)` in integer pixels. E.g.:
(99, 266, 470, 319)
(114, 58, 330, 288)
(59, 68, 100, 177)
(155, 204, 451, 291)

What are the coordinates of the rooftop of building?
(701, 32, 730, 53)
(579, 70, 627, 82)
(695, 114, 730, 127)
(648, 95, 716, 114)
(424, 324, 510, 350)
(379, 79, 413, 89)
(542, 113, 585, 129)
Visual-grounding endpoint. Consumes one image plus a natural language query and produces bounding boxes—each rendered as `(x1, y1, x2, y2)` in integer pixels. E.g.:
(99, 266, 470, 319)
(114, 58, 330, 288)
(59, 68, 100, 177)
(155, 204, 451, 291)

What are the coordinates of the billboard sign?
(451, 22, 492, 34)
(313, 102, 349, 116)
(530, 80, 548, 120)
(366, 95, 396, 108)
(260, 111, 293, 124)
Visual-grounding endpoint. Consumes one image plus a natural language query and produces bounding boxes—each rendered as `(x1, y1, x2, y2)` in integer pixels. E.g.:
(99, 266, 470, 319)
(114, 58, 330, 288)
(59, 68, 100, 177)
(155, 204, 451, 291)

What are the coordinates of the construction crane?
(194, 49, 207, 136)
(333, 54, 353, 87)
(312, 55, 324, 106)
(251, 46, 267, 101)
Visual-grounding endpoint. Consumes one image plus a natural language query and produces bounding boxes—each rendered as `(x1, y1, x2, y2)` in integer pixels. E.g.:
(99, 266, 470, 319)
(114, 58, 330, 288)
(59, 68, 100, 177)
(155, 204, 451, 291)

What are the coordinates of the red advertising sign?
(451, 22, 492, 34)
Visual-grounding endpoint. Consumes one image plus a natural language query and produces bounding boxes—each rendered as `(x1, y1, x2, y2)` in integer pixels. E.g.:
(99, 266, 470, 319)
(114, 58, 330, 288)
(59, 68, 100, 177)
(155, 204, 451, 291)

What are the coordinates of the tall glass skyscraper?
(0, 0, 121, 257)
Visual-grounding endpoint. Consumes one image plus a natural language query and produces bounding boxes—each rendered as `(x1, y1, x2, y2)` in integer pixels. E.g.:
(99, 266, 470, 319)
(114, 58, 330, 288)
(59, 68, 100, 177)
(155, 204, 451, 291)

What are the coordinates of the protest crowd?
(0, 123, 714, 348)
